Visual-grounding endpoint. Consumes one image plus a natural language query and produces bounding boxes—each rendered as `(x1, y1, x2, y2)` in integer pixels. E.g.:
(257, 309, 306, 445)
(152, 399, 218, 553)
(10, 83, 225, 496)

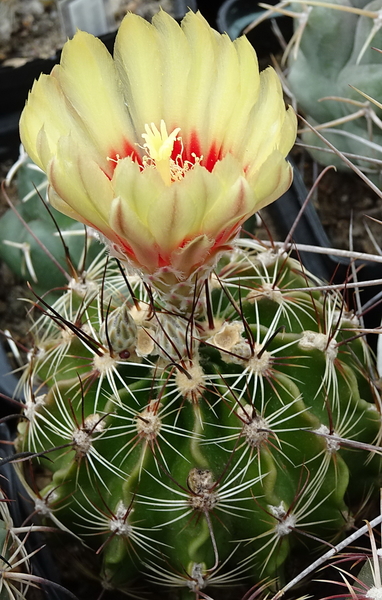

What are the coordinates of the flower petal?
(197, 156, 252, 233)
(112, 156, 164, 225)
(241, 68, 290, 168)
(222, 35, 261, 155)
(48, 136, 116, 239)
(151, 10, 192, 130)
(180, 11, 220, 149)
(171, 234, 215, 276)
(109, 195, 158, 273)
(114, 13, 163, 136)
(20, 74, 83, 170)
(48, 187, 91, 224)
(53, 30, 136, 170)
(248, 149, 294, 211)
(278, 107, 298, 157)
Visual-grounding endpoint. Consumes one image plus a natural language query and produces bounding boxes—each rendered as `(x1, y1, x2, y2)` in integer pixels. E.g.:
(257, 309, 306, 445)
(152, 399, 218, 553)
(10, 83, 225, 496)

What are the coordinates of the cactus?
(13, 7, 382, 599)
(15, 237, 382, 598)
(0, 423, 75, 600)
(0, 496, 33, 600)
(282, 0, 382, 178)
(0, 154, 102, 299)
(328, 521, 382, 600)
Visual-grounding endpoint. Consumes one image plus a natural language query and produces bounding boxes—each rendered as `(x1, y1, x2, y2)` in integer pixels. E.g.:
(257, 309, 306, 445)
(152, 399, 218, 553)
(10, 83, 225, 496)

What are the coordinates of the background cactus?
(15, 234, 382, 599)
(282, 0, 382, 179)
(0, 497, 33, 600)
(0, 154, 102, 299)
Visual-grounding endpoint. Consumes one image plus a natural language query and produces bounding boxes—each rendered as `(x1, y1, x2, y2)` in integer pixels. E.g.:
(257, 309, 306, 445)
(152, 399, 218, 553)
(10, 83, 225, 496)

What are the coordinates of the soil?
(0, 0, 173, 65)
(316, 172, 379, 252)
(292, 146, 382, 257)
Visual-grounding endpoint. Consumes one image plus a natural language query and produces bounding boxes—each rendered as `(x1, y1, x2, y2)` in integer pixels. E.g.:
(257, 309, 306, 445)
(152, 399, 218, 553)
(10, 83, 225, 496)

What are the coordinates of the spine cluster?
(16, 240, 382, 598)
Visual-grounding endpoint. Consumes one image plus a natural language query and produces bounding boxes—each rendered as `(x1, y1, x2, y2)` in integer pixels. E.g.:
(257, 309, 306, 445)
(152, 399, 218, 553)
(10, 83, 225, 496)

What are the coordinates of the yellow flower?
(20, 9, 296, 284)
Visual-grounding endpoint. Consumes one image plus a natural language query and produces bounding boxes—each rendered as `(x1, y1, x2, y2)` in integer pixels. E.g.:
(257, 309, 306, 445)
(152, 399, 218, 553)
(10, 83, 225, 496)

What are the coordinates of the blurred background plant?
(0, 150, 102, 300)
(248, 0, 382, 183)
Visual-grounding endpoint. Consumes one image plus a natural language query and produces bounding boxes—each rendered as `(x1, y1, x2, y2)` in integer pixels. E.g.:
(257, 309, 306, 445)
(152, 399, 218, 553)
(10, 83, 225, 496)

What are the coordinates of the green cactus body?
(17, 240, 381, 597)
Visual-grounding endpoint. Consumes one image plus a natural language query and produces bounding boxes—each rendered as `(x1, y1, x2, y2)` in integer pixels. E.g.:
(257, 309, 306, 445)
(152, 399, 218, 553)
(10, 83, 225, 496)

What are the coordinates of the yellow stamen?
(142, 120, 181, 186)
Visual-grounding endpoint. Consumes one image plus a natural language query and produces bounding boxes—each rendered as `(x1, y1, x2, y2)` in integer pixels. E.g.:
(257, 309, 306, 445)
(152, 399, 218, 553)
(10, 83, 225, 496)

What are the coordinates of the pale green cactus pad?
(17, 240, 381, 598)
(287, 0, 382, 177)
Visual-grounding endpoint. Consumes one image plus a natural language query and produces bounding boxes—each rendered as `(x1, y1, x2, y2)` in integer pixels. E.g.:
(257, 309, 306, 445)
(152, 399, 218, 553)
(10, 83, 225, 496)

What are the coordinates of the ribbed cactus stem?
(16, 239, 382, 598)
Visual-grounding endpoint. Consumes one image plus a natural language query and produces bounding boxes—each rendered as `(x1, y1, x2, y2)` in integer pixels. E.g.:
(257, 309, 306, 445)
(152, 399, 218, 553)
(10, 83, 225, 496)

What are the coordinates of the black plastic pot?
(217, 0, 293, 48)
(0, 341, 24, 424)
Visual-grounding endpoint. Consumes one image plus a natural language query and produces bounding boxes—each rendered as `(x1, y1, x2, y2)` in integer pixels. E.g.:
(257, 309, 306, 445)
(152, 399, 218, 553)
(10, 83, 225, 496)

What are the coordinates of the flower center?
(141, 120, 202, 185)
(142, 120, 181, 186)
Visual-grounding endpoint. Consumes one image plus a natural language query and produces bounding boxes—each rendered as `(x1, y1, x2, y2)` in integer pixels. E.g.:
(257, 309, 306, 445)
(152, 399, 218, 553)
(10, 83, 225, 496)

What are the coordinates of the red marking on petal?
(171, 138, 183, 162)
(184, 131, 202, 163)
(212, 222, 242, 248)
(115, 236, 137, 260)
(107, 139, 142, 172)
(123, 140, 142, 165)
(117, 235, 171, 272)
(157, 254, 171, 268)
(204, 143, 223, 172)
